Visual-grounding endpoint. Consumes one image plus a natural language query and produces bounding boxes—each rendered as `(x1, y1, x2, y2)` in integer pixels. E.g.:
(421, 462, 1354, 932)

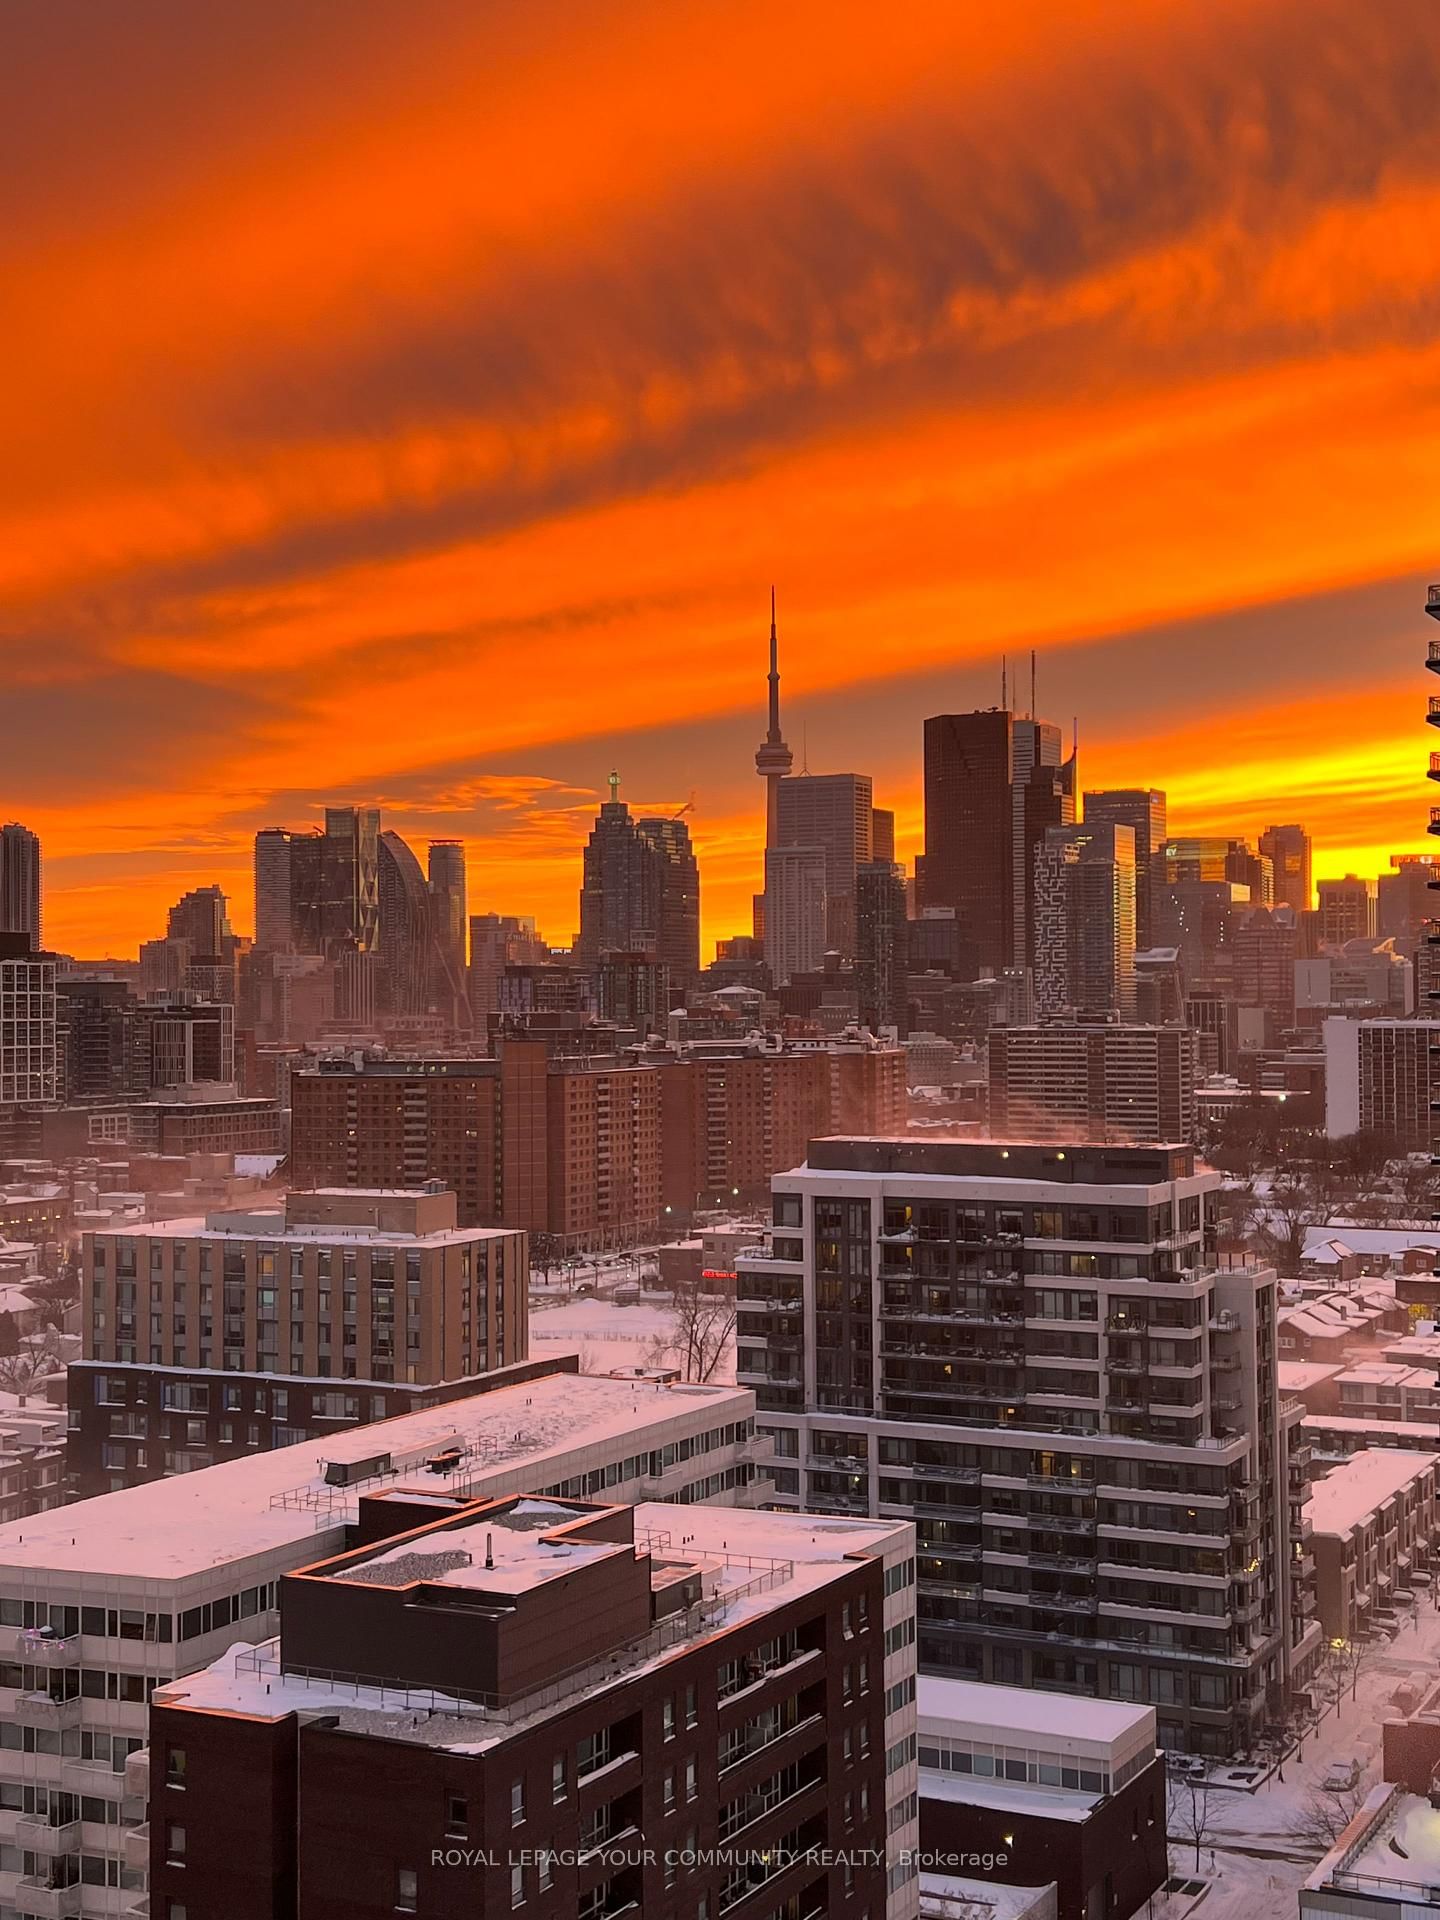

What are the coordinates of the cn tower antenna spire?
(755, 585, 794, 857)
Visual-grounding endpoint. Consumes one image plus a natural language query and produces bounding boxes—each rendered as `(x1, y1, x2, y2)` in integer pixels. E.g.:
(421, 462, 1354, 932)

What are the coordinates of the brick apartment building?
(148, 1498, 920, 1920)
(289, 1037, 907, 1245)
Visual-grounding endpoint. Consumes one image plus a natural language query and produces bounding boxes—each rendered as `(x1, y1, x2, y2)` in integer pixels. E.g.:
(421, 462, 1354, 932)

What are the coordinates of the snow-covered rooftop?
(1278, 1361, 1343, 1393)
(0, 1370, 754, 1582)
(919, 1674, 1153, 1749)
(1306, 1447, 1440, 1540)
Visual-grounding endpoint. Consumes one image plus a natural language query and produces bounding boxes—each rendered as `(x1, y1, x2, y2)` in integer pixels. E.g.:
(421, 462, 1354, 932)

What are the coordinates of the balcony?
(1428, 695, 1440, 728)
(1431, 807, 1440, 839)
(121, 1821, 150, 1871)
(15, 1690, 82, 1730)
(1209, 1311, 1241, 1334)
(18, 1632, 80, 1667)
(16, 1815, 81, 1856)
(1431, 752, 1440, 783)
(1429, 586, 1440, 615)
(15, 1879, 82, 1919)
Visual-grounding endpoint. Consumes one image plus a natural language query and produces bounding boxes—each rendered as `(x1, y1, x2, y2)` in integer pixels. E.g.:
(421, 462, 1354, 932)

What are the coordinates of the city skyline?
(4, 3, 1438, 953)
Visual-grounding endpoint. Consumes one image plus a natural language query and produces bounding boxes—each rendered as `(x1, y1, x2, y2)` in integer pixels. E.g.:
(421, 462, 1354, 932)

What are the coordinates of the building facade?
(0, 934, 57, 1106)
(735, 1139, 1316, 1754)
(776, 771, 874, 956)
(83, 1187, 527, 1385)
(148, 1497, 918, 1920)
(0, 824, 42, 950)
(987, 1025, 1196, 1143)
(1032, 822, 1137, 1021)
(1085, 791, 1167, 951)
(0, 1369, 771, 1919)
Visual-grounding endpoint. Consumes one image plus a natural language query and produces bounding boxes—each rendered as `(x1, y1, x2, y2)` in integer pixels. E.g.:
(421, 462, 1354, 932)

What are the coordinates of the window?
(165, 1748, 187, 1789)
(684, 1682, 698, 1729)
(552, 1756, 567, 1803)
(511, 1862, 525, 1909)
(685, 1756, 698, 1802)
(663, 1698, 675, 1741)
(396, 1867, 418, 1912)
(538, 1852, 553, 1893)
(165, 1822, 186, 1865)
(445, 1792, 467, 1834)
(511, 1778, 526, 1826)
(663, 1768, 676, 1810)
(167, 1905, 188, 1920)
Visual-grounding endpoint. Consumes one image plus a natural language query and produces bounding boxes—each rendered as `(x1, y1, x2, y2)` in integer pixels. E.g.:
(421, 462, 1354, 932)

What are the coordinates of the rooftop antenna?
(1030, 649, 1037, 720)
(801, 720, 810, 776)
(608, 769, 620, 804)
(485, 1532, 494, 1570)
(1001, 655, 1008, 711)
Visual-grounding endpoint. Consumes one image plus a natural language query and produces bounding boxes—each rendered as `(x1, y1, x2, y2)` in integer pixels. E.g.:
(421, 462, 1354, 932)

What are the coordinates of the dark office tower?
(1258, 823, 1312, 917)
(286, 828, 324, 953)
(920, 709, 1014, 973)
(578, 779, 648, 961)
(1084, 790, 1167, 949)
(636, 813, 702, 987)
(856, 860, 910, 1035)
(1317, 873, 1376, 946)
(252, 827, 293, 951)
(320, 805, 380, 954)
(1033, 821, 1137, 1020)
(0, 823, 41, 949)
(377, 829, 433, 1014)
(777, 771, 874, 956)
(872, 805, 896, 865)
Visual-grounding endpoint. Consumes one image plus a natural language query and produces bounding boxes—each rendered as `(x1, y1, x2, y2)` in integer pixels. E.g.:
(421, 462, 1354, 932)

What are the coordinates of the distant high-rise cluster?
(0, 820, 41, 948)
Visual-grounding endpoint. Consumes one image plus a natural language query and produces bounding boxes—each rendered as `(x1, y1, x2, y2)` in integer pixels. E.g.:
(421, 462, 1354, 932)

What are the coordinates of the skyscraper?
(320, 805, 381, 954)
(919, 709, 1014, 973)
(1033, 820, 1137, 1020)
(1317, 874, 1377, 946)
(376, 828, 434, 1015)
(776, 770, 873, 955)
(577, 779, 701, 984)
(0, 822, 41, 949)
(1084, 789, 1167, 948)
(871, 805, 896, 864)
(763, 845, 827, 985)
(1258, 822, 1312, 916)
(855, 859, 909, 1035)
(634, 811, 701, 986)
(427, 838, 469, 1016)
(253, 826, 294, 951)
(919, 708, 1074, 976)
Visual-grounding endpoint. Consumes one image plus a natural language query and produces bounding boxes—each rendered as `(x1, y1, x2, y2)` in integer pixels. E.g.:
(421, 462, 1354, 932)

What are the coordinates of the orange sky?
(5, 0, 1440, 957)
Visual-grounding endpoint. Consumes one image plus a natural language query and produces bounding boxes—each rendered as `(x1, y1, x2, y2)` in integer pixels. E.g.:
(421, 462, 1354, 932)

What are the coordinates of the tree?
(644, 1273, 737, 1383)
(1168, 1773, 1216, 1874)
(1253, 1173, 1328, 1276)
(0, 1329, 67, 1395)
(1288, 1782, 1367, 1853)
(1328, 1634, 1377, 1704)
(0, 1311, 17, 1360)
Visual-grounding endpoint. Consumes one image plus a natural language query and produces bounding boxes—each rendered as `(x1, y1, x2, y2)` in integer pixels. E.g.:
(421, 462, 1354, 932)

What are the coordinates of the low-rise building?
(916, 1677, 1166, 1920)
(1307, 1448, 1438, 1642)
(148, 1499, 920, 1920)
(0, 1389, 66, 1524)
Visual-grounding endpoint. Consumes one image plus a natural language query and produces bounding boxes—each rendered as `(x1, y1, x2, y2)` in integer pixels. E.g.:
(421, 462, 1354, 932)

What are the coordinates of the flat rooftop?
(1311, 1787, 1440, 1898)
(103, 1213, 506, 1248)
(802, 1138, 1199, 1186)
(153, 1500, 911, 1748)
(331, 1502, 621, 1596)
(0, 1371, 754, 1582)
(1306, 1446, 1440, 1539)
(919, 1674, 1154, 1747)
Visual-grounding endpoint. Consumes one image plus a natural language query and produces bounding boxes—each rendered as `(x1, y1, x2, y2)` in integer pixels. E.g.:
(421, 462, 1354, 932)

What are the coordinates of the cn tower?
(754, 586, 793, 851)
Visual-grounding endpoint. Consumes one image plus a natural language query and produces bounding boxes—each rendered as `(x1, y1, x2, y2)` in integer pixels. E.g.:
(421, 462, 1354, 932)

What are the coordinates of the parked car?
(1322, 1758, 1362, 1793)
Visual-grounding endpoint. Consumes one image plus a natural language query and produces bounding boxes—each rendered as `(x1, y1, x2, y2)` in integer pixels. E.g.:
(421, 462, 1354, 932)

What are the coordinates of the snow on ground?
(528, 1289, 737, 1382)
(1158, 1594, 1440, 1919)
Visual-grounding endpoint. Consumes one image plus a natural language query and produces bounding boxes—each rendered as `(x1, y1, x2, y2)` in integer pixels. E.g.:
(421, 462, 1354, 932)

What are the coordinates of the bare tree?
(1328, 1634, 1377, 1703)
(0, 1330, 67, 1396)
(1254, 1174, 1328, 1277)
(1288, 1782, 1367, 1853)
(645, 1273, 737, 1383)
(1168, 1774, 1217, 1875)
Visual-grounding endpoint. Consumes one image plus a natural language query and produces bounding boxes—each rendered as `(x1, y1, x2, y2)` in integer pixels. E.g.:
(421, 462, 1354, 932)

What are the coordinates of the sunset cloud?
(3, 0, 1437, 956)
